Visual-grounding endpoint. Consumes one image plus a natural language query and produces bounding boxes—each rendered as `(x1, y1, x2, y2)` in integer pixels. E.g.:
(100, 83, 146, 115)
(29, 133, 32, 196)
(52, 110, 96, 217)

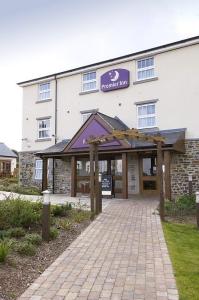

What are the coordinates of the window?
(38, 119, 51, 139)
(39, 82, 50, 100)
(82, 72, 96, 92)
(35, 159, 42, 180)
(137, 103, 156, 129)
(82, 112, 92, 123)
(137, 57, 155, 80)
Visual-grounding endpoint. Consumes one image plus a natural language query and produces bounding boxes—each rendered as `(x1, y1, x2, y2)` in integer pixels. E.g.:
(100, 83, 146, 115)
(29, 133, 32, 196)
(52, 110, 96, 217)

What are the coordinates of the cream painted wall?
(22, 80, 56, 151)
(21, 42, 199, 151)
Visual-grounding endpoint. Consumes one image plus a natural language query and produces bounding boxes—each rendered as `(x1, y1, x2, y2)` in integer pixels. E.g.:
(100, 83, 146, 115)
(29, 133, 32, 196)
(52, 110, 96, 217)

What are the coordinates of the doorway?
(140, 155, 158, 195)
(76, 156, 123, 197)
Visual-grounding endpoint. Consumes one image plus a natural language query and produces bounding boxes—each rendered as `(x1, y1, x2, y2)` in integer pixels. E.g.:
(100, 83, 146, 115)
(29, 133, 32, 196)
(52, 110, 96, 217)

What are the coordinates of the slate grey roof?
(0, 143, 18, 158)
(98, 113, 129, 130)
(37, 139, 70, 155)
(130, 128, 186, 148)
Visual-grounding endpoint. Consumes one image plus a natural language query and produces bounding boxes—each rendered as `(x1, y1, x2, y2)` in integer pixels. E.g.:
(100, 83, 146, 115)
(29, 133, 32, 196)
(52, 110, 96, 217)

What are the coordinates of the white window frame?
(81, 112, 92, 123)
(82, 71, 97, 92)
(35, 159, 43, 180)
(136, 57, 155, 81)
(39, 82, 51, 101)
(37, 118, 51, 140)
(137, 102, 156, 129)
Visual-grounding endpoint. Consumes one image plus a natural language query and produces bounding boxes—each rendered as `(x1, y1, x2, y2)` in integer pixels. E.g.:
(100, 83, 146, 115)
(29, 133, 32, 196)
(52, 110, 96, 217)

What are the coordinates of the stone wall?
(19, 151, 42, 188)
(54, 158, 71, 194)
(171, 140, 199, 197)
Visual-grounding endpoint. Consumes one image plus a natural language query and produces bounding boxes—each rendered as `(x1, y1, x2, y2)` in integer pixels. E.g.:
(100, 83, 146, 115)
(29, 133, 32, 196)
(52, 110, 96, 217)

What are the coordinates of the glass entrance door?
(140, 156, 158, 194)
(76, 156, 123, 197)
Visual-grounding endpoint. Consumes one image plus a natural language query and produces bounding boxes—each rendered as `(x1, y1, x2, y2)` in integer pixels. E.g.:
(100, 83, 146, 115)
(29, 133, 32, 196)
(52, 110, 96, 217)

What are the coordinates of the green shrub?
(165, 195, 196, 216)
(58, 219, 72, 230)
(0, 180, 41, 195)
(0, 240, 10, 262)
(0, 198, 42, 230)
(71, 210, 91, 223)
(49, 227, 59, 240)
(16, 241, 36, 256)
(23, 233, 42, 245)
(51, 203, 72, 217)
(8, 227, 26, 238)
(0, 230, 10, 240)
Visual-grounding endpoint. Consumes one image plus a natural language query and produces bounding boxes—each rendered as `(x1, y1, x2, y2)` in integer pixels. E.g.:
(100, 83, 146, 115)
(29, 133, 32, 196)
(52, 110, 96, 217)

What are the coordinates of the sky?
(0, 0, 199, 151)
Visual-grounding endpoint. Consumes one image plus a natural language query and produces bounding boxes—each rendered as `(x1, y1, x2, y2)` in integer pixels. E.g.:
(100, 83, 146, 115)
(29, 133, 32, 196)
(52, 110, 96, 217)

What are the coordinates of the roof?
(38, 139, 70, 155)
(97, 113, 129, 131)
(17, 35, 199, 86)
(129, 128, 186, 149)
(0, 143, 18, 158)
(37, 112, 128, 155)
(37, 111, 186, 156)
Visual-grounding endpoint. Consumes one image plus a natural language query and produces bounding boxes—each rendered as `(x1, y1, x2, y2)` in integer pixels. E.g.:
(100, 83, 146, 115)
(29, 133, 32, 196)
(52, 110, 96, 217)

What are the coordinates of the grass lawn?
(163, 222, 199, 300)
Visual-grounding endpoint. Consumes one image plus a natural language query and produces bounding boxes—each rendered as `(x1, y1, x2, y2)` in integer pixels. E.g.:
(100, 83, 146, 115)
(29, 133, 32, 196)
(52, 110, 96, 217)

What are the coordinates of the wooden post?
(90, 144, 95, 214)
(94, 143, 100, 215)
(164, 151, 171, 201)
(157, 142, 164, 221)
(107, 159, 111, 175)
(122, 153, 128, 199)
(71, 156, 76, 197)
(196, 192, 199, 229)
(42, 158, 48, 191)
(42, 203, 50, 241)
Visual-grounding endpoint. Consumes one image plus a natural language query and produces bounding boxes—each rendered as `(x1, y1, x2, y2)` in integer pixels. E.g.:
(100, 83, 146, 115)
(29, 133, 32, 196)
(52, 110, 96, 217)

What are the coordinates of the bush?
(0, 178, 41, 195)
(8, 227, 26, 238)
(58, 219, 72, 230)
(71, 210, 91, 223)
(165, 195, 196, 216)
(49, 227, 59, 240)
(16, 241, 36, 256)
(23, 233, 42, 245)
(0, 240, 10, 262)
(0, 198, 42, 230)
(51, 203, 72, 217)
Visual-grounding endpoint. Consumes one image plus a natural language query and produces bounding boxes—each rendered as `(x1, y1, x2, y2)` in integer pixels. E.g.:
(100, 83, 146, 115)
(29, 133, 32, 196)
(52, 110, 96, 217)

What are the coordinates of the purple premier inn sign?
(101, 68, 129, 92)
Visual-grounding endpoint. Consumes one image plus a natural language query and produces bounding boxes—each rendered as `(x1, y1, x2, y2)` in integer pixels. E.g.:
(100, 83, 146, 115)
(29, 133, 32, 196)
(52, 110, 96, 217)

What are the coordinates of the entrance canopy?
(37, 112, 186, 158)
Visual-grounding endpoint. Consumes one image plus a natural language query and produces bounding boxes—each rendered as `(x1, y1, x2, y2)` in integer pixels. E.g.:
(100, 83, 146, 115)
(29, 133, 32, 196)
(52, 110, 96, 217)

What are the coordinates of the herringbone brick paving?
(18, 199, 178, 300)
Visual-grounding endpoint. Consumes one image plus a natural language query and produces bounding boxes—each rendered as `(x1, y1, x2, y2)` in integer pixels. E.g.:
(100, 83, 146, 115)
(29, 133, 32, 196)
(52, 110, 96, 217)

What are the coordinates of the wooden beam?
(94, 144, 100, 215)
(71, 156, 76, 197)
(164, 151, 171, 201)
(122, 153, 128, 199)
(89, 144, 95, 214)
(157, 142, 164, 221)
(42, 158, 48, 191)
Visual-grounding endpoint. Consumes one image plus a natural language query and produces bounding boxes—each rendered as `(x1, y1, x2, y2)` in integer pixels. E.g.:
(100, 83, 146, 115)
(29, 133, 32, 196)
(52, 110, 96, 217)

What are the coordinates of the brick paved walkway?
(18, 199, 178, 300)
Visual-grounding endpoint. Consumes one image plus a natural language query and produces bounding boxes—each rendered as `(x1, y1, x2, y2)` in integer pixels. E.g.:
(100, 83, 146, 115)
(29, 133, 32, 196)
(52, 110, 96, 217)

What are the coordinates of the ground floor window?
(35, 159, 43, 180)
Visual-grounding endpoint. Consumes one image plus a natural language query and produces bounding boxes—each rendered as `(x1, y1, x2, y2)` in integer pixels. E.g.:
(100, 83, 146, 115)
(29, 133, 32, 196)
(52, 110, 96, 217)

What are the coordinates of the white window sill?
(36, 99, 52, 104)
(133, 77, 158, 85)
(79, 89, 99, 95)
(35, 138, 52, 142)
(138, 126, 158, 130)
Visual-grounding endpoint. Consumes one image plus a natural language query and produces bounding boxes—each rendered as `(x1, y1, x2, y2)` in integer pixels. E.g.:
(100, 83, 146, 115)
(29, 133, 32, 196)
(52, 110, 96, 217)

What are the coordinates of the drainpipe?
(52, 75, 58, 194)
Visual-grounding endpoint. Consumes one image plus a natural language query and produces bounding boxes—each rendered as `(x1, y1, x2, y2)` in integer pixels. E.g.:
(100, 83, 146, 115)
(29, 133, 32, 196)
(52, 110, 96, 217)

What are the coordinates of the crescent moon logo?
(110, 70, 120, 82)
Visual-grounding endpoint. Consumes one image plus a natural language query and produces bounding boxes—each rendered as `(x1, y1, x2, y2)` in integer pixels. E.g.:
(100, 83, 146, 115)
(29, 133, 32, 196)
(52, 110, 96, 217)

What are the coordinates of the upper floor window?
(38, 118, 51, 139)
(82, 112, 92, 123)
(35, 159, 43, 179)
(82, 72, 96, 92)
(39, 82, 50, 101)
(137, 102, 156, 129)
(137, 57, 155, 80)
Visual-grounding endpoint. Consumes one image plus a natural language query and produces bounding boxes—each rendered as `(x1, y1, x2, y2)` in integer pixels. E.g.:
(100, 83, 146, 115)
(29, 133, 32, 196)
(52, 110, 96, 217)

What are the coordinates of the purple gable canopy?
(71, 119, 120, 149)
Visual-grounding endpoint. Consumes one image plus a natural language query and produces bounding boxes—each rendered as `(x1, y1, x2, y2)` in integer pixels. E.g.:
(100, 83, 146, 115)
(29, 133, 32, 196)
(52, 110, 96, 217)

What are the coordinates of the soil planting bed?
(0, 220, 90, 300)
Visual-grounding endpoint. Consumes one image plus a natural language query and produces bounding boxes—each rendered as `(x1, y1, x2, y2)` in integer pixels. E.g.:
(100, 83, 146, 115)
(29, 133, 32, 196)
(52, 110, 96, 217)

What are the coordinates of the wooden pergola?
(88, 128, 165, 221)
